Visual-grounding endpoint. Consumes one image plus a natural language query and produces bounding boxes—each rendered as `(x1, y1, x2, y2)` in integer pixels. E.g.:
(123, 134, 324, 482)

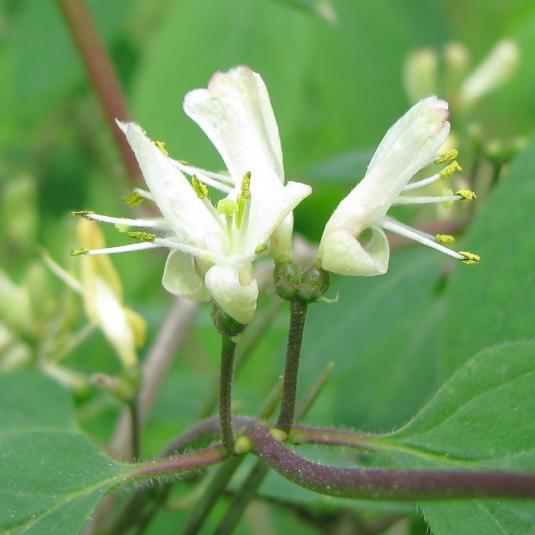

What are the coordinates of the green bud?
(274, 263, 330, 303)
(273, 262, 302, 300)
(211, 302, 247, 337)
(298, 267, 330, 303)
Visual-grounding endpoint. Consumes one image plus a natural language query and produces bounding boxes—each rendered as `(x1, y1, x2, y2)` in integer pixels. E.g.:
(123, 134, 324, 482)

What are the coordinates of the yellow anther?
(255, 244, 268, 255)
(128, 231, 156, 242)
(191, 175, 208, 200)
(152, 140, 168, 156)
(70, 210, 95, 218)
(234, 436, 252, 455)
(455, 189, 477, 200)
(460, 251, 480, 264)
(240, 171, 251, 200)
(435, 149, 459, 165)
(122, 191, 145, 207)
(440, 160, 462, 178)
(70, 247, 89, 256)
(435, 234, 455, 244)
(270, 428, 287, 442)
(217, 198, 238, 216)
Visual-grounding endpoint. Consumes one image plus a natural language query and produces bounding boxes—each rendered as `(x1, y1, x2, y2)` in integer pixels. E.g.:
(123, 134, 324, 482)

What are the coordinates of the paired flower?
(73, 67, 478, 323)
(317, 96, 479, 276)
(73, 66, 311, 324)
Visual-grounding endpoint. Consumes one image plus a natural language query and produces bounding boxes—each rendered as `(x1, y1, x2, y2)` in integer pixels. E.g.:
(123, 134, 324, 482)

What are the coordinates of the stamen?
(381, 218, 465, 261)
(173, 161, 233, 193)
(394, 194, 463, 205)
(153, 140, 168, 156)
(254, 243, 267, 255)
(72, 212, 165, 229)
(129, 231, 157, 242)
(455, 189, 477, 200)
(122, 191, 146, 207)
(237, 171, 251, 229)
(403, 172, 441, 191)
(436, 234, 455, 244)
(440, 160, 462, 178)
(71, 242, 160, 256)
(435, 149, 459, 164)
(191, 175, 209, 199)
(153, 237, 213, 260)
(460, 251, 480, 264)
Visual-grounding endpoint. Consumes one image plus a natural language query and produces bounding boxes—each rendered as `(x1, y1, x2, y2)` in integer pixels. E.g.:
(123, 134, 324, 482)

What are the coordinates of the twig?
(57, 0, 140, 182)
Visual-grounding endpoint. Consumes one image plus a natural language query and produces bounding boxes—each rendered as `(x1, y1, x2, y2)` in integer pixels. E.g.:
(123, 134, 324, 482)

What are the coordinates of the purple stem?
(246, 424, 535, 500)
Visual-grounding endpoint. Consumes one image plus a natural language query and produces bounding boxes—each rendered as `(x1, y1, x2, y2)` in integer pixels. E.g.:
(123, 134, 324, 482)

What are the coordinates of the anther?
(70, 247, 89, 256)
(435, 149, 459, 165)
(435, 234, 455, 244)
(122, 191, 145, 207)
(152, 140, 168, 156)
(254, 243, 267, 255)
(460, 251, 480, 264)
(192, 175, 209, 200)
(440, 160, 462, 178)
(70, 210, 95, 219)
(455, 189, 477, 200)
(129, 231, 157, 242)
(240, 171, 251, 199)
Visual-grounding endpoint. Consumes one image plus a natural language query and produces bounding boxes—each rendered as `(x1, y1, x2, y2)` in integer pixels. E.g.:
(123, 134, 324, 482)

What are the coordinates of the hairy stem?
(57, 0, 140, 183)
(276, 299, 308, 433)
(247, 424, 535, 500)
(220, 335, 237, 456)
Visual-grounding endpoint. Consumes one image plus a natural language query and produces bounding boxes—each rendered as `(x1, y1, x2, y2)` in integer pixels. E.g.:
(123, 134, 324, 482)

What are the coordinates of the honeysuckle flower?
(317, 96, 479, 277)
(72, 66, 311, 324)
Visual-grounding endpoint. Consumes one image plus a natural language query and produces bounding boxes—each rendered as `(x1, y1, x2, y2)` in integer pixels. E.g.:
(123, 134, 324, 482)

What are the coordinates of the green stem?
(276, 299, 308, 433)
(220, 335, 237, 456)
(128, 398, 141, 460)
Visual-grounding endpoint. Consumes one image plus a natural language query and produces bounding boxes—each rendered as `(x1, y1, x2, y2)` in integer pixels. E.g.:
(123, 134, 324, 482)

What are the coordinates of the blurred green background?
(0, 0, 534, 533)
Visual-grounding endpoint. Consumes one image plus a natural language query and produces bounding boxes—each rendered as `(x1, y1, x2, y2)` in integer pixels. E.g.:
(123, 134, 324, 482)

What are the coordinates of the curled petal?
(117, 121, 219, 246)
(244, 180, 312, 258)
(320, 227, 389, 277)
(205, 265, 258, 325)
(183, 65, 284, 188)
(162, 251, 210, 301)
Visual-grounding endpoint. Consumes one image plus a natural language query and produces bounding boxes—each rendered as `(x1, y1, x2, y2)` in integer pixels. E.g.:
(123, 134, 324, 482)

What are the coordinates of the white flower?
(318, 96, 479, 277)
(74, 66, 311, 324)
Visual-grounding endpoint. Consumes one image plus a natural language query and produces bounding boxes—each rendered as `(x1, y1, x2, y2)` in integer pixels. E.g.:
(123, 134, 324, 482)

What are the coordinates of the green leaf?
(0, 430, 129, 534)
(299, 249, 445, 432)
(0, 371, 76, 437)
(384, 341, 535, 534)
(0, 372, 131, 534)
(441, 138, 535, 378)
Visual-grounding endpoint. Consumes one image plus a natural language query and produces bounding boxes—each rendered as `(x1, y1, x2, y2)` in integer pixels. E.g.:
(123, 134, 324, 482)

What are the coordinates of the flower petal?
(204, 265, 258, 325)
(162, 250, 210, 301)
(183, 65, 284, 188)
(324, 97, 450, 235)
(244, 180, 311, 257)
(117, 121, 220, 246)
(320, 226, 389, 277)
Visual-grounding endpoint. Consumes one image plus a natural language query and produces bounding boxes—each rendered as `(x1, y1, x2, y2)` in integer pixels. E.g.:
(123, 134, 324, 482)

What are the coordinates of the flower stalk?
(219, 335, 237, 456)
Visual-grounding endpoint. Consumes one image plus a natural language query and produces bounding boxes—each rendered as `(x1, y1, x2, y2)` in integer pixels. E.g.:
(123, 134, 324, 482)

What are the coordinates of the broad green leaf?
(441, 138, 535, 378)
(0, 430, 129, 535)
(384, 341, 535, 534)
(0, 372, 131, 534)
(0, 371, 76, 437)
(299, 249, 446, 432)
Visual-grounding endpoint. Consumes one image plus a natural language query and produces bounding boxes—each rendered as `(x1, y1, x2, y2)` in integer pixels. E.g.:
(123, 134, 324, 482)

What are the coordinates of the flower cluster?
(73, 66, 478, 325)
